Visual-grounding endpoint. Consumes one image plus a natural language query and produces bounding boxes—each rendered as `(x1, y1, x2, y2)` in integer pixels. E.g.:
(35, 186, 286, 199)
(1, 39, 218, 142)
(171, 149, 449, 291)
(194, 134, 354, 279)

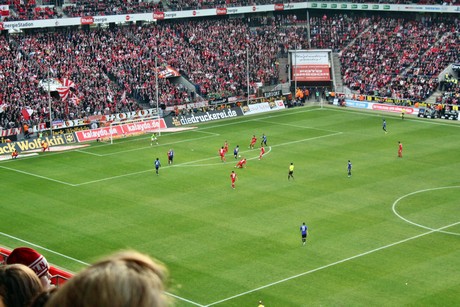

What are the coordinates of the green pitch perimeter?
(1, 106, 459, 306)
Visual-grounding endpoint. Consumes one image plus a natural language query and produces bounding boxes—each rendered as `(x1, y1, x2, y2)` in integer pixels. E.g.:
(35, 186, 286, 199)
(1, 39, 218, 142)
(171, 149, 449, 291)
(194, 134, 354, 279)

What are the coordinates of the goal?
(109, 116, 162, 144)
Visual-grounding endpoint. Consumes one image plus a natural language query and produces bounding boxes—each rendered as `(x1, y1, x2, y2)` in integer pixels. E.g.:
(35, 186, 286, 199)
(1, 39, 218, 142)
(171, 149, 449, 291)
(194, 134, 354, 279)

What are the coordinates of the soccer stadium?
(0, 0, 459, 306)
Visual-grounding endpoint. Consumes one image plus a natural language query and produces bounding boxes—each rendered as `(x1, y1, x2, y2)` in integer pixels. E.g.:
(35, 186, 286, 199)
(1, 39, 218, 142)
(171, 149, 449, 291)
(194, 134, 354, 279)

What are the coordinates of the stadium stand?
(1, 0, 458, 22)
(0, 11, 459, 133)
(340, 15, 458, 101)
(0, 0, 60, 21)
(62, 0, 162, 18)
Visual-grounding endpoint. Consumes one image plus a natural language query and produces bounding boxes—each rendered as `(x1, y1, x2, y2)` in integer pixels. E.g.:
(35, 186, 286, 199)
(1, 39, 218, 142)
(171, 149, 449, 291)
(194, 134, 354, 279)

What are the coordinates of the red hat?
(6, 247, 49, 277)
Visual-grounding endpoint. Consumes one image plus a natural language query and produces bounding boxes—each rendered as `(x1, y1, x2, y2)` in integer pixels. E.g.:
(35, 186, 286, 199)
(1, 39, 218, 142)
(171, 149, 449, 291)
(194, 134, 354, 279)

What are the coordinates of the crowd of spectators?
(0, 0, 61, 22)
(0, 14, 313, 130)
(340, 15, 459, 102)
(437, 72, 460, 105)
(0, 12, 459, 133)
(62, 0, 162, 18)
(1, 0, 459, 23)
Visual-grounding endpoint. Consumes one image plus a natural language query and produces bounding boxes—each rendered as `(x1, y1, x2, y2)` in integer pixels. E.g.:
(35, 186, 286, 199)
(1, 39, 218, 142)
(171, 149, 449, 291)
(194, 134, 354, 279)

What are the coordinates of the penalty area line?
(0, 165, 76, 186)
(204, 221, 460, 306)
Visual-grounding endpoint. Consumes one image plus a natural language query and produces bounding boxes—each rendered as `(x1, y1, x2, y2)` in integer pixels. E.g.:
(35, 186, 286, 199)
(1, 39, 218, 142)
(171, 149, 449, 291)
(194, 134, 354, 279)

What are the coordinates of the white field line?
(0, 232, 88, 266)
(195, 106, 321, 131)
(327, 107, 460, 128)
(76, 130, 220, 157)
(0, 231, 204, 306)
(175, 147, 273, 167)
(205, 221, 460, 306)
(1, 219, 458, 306)
(392, 186, 460, 236)
(73, 169, 153, 186)
(0, 165, 76, 186)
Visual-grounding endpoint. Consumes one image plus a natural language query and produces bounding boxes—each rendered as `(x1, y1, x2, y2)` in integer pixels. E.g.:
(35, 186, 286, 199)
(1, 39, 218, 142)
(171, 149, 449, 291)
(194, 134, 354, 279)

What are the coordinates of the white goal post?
(109, 115, 162, 144)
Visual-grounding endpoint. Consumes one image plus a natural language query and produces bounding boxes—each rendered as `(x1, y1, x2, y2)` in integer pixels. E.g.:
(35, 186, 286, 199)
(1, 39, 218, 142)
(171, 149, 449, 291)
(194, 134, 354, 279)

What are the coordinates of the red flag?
(57, 87, 70, 101)
(61, 78, 75, 88)
(0, 5, 9, 16)
(21, 108, 32, 120)
(57, 78, 76, 101)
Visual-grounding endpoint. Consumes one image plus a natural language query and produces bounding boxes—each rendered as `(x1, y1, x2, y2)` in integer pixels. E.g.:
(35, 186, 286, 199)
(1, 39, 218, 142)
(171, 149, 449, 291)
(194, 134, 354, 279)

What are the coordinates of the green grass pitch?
(1, 106, 459, 306)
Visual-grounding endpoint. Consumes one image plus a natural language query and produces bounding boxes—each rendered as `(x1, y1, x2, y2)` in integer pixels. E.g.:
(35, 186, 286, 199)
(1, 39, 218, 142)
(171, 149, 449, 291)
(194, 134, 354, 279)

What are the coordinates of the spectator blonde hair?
(45, 250, 169, 307)
(0, 264, 44, 307)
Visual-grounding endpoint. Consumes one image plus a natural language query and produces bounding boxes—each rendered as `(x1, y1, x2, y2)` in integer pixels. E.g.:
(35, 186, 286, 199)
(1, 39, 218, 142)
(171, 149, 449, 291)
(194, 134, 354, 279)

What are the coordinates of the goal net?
(108, 116, 162, 144)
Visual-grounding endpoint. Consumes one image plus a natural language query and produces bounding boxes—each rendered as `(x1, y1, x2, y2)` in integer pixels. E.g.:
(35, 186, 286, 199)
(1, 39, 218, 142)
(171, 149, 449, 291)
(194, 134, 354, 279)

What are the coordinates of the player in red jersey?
(42, 141, 50, 152)
(249, 135, 257, 149)
(398, 141, 403, 158)
(219, 146, 226, 162)
(235, 157, 247, 168)
(259, 145, 265, 160)
(223, 140, 229, 154)
(230, 170, 237, 189)
(11, 149, 18, 159)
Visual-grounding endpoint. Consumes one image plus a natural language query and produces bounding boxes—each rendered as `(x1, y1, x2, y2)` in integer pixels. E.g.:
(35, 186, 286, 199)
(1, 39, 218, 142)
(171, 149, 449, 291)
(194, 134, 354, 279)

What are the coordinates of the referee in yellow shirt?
(288, 162, 294, 180)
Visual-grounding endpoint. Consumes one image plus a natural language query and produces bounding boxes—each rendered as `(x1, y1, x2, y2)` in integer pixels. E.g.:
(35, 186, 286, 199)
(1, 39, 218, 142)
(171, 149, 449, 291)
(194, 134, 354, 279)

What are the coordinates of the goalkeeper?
(151, 133, 159, 146)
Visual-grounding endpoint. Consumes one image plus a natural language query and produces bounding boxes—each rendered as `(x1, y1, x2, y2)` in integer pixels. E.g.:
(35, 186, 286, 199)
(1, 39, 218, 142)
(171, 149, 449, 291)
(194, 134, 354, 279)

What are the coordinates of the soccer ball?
(238, 155, 241, 158)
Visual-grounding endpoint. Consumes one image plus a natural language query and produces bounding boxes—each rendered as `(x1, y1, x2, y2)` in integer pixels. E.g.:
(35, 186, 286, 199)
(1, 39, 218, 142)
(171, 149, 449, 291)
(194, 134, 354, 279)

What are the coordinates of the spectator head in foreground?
(45, 250, 169, 307)
(6, 247, 53, 290)
(0, 264, 44, 307)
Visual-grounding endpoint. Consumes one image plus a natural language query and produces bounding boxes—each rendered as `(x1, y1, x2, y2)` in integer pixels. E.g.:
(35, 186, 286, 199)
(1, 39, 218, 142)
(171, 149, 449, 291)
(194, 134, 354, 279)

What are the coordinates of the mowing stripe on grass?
(2, 221, 458, 306)
(255, 119, 341, 133)
(205, 221, 460, 306)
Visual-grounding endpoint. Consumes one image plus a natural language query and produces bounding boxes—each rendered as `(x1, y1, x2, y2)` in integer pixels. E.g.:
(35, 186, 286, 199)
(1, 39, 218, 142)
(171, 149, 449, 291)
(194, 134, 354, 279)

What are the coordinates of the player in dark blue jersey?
(233, 145, 240, 159)
(347, 160, 352, 178)
(382, 119, 387, 133)
(154, 158, 161, 175)
(260, 134, 267, 147)
(300, 222, 308, 245)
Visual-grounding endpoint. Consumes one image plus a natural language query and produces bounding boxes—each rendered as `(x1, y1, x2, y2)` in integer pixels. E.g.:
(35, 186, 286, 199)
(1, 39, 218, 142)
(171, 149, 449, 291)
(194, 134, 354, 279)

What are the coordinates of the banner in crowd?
(51, 124, 93, 135)
(49, 108, 160, 130)
(208, 97, 229, 105)
(263, 90, 282, 98)
(163, 107, 243, 127)
(0, 5, 9, 17)
(350, 94, 419, 106)
(38, 78, 63, 92)
(164, 101, 208, 112)
(344, 99, 416, 115)
(0, 133, 78, 154)
(291, 50, 331, 82)
(242, 100, 285, 115)
(74, 118, 166, 142)
(158, 65, 181, 78)
(0, 127, 21, 137)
